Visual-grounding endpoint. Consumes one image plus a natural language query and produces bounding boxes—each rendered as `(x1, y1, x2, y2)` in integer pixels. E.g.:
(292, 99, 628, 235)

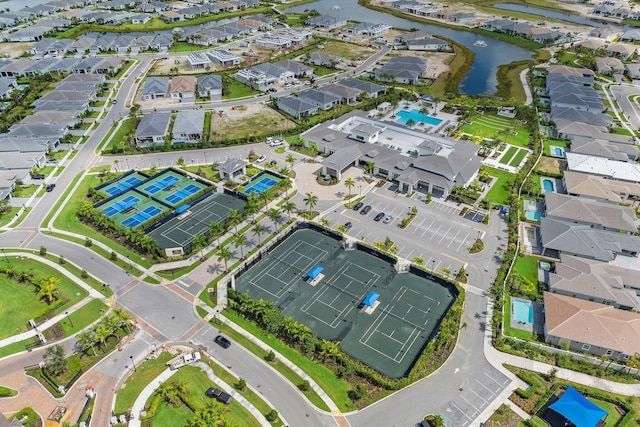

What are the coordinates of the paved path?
(519, 69, 533, 106)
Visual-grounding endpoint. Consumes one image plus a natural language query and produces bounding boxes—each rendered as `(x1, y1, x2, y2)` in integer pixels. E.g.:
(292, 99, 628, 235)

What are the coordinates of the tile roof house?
(544, 292, 640, 360)
(596, 57, 625, 75)
(566, 152, 640, 182)
(308, 52, 342, 67)
(197, 74, 222, 99)
(135, 112, 171, 147)
(276, 96, 317, 119)
(142, 76, 169, 100)
(548, 254, 640, 310)
(306, 15, 347, 30)
(339, 78, 386, 98)
(374, 56, 427, 85)
(297, 89, 341, 111)
(169, 76, 196, 102)
(172, 110, 205, 144)
(273, 59, 314, 77)
(320, 83, 360, 104)
(563, 170, 640, 203)
(568, 135, 638, 162)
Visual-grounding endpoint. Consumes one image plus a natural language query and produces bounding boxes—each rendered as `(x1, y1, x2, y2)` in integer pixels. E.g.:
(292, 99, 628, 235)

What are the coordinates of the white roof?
(565, 152, 640, 182)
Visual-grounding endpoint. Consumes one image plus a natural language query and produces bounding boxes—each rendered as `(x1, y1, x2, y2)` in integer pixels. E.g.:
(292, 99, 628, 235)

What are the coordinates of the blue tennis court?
(104, 176, 143, 196)
(102, 195, 140, 217)
(144, 176, 180, 194)
(164, 184, 201, 205)
(121, 205, 163, 228)
(244, 173, 281, 196)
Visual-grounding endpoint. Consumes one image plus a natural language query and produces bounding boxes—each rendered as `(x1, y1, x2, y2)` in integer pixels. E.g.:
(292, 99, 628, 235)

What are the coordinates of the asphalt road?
(609, 83, 640, 130)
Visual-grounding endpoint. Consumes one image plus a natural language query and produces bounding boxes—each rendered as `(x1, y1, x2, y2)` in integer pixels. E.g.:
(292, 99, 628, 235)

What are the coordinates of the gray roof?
(142, 76, 169, 97)
(321, 83, 360, 100)
(339, 78, 386, 96)
(544, 192, 637, 232)
(550, 106, 612, 127)
(136, 112, 171, 138)
(549, 254, 640, 309)
(322, 145, 363, 171)
(172, 110, 204, 135)
(564, 170, 640, 202)
(217, 158, 247, 175)
(7, 123, 66, 139)
(253, 62, 288, 79)
(273, 59, 312, 75)
(277, 96, 316, 114)
(541, 217, 640, 261)
(197, 74, 222, 92)
(297, 89, 341, 105)
(569, 135, 638, 162)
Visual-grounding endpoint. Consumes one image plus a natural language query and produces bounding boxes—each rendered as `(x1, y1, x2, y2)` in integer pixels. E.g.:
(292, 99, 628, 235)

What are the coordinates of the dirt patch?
(535, 156, 564, 176)
(209, 103, 295, 141)
(483, 404, 522, 427)
(0, 42, 32, 59)
(320, 40, 378, 62)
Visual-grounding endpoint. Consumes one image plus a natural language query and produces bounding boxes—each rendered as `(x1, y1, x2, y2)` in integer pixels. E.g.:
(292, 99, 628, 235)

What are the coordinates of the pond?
(492, 3, 599, 26)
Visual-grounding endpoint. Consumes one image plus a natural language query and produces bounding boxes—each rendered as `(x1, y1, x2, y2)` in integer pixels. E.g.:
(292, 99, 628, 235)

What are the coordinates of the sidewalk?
(127, 367, 176, 427)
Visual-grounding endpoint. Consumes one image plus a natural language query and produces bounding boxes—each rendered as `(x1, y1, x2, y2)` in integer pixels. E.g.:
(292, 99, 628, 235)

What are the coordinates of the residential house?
(395, 31, 451, 51)
(563, 170, 640, 203)
(277, 96, 317, 119)
(568, 135, 638, 162)
(595, 57, 624, 75)
(321, 83, 360, 104)
(141, 76, 169, 101)
(273, 59, 313, 77)
(161, 10, 183, 22)
(131, 13, 151, 25)
(626, 63, 640, 80)
(308, 52, 342, 67)
(297, 89, 341, 111)
(544, 292, 640, 361)
(197, 74, 222, 98)
(186, 52, 211, 70)
(620, 28, 640, 42)
(236, 62, 292, 90)
(566, 152, 640, 182)
(172, 110, 205, 144)
(339, 78, 386, 98)
(254, 35, 292, 50)
(374, 56, 427, 85)
(306, 15, 346, 30)
(169, 76, 196, 102)
(206, 49, 241, 66)
(605, 43, 636, 60)
(135, 112, 171, 147)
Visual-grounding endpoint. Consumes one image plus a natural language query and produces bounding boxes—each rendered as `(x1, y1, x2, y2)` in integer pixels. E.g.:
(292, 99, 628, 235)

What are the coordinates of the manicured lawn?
(0, 207, 21, 227)
(182, 165, 221, 183)
(588, 397, 622, 427)
(515, 255, 540, 285)
(101, 118, 135, 154)
(460, 113, 531, 147)
(499, 146, 518, 165)
(11, 184, 40, 198)
(518, 417, 547, 427)
(222, 76, 260, 100)
(114, 352, 173, 415)
(151, 402, 192, 426)
(509, 148, 528, 167)
(59, 299, 109, 336)
(482, 166, 516, 206)
(0, 275, 49, 339)
(0, 336, 39, 358)
(542, 139, 569, 156)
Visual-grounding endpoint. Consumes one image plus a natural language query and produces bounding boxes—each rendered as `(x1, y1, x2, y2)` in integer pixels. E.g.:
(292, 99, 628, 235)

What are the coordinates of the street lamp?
(130, 355, 137, 372)
(65, 311, 74, 328)
(432, 259, 436, 273)
(1, 249, 9, 265)
(152, 342, 158, 353)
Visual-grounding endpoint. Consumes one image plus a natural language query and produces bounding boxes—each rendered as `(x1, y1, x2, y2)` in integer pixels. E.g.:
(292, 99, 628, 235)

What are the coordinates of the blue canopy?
(549, 386, 607, 427)
(363, 291, 380, 307)
(176, 204, 190, 214)
(308, 265, 324, 279)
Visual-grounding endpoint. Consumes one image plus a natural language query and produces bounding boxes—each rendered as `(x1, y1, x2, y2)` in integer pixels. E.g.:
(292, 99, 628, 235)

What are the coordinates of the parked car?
(360, 205, 371, 215)
(269, 160, 277, 166)
(344, 222, 352, 231)
(269, 139, 284, 147)
(374, 212, 385, 221)
(256, 155, 267, 164)
(46, 184, 56, 192)
(46, 158, 58, 164)
(383, 215, 393, 224)
(31, 173, 45, 180)
(266, 137, 273, 144)
(353, 202, 364, 211)
(205, 387, 222, 398)
(217, 392, 233, 405)
(214, 335, 231, 348)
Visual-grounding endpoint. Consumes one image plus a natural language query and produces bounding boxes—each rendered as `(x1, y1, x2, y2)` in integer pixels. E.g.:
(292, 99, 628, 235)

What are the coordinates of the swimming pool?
(512, 298, 534, 323)
(396, 109, 443, 126)
(525, 211, 541, 221)
(542, 179, 554, 192)
(244, 172, 281, 195)
(553, 147, 563, 157)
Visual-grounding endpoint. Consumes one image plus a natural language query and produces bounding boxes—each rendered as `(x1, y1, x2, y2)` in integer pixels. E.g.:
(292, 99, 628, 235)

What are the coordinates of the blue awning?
(363, 291, 380, 307)
(308, 265, 324, 279)
(549, 386, 607, 427)
(176, 204, 190, 214)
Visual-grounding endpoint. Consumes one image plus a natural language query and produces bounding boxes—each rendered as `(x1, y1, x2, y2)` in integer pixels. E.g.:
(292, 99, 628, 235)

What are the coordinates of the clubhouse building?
(301, 111, 481, 198)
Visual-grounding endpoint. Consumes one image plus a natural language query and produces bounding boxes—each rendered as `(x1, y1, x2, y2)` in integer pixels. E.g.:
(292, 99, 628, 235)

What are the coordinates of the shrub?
(85, 238, 92, 247)
(265, 409, 278, 422)
(81, 270, 89, 279)
(298, 380, 310, 392)
(40, 246, 47, 256)
(234, 378, 246, 391)
(110, 251, 118, 261)
(264, 350, 275, 362)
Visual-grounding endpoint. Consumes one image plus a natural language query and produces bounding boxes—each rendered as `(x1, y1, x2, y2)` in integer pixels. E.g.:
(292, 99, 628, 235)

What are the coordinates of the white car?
(269, 139, 284, 147)
(256, 155, 267, 163)
(266, 137, 273, 144)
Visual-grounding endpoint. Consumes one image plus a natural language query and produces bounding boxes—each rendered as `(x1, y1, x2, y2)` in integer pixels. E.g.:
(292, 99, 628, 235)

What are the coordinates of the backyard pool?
(396, 109, 443, 127)
(553, 147, 564, 157)
(512, 298, 534, 323)
(542, 179, 554, 192)
(525, 211, 541, 221)
(243, 172, 281, 195)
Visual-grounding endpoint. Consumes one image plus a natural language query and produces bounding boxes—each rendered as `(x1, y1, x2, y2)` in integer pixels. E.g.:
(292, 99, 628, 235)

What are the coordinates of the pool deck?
(510, 297, 545, 335)
(377, 101, 458, 136)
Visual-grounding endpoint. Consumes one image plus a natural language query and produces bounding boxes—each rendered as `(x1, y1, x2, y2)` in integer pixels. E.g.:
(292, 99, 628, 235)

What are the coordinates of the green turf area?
(152, 402, 192, 426)
(515, 255, 539, 285)
(114, 352, 173, 415)
(59, 299, 109, 336)
(588, 397, 622, 427)
(481, 166, 516, 206)
(223, 76, 260, 100)
(0, 207, 21, 227)
(460, 113, 531, 147)
(509, 148, 528, 167)
(518, 417, 547, 427)
(0, 275, 49, 339)
(101, 117, 135, 154)
(0, 337, 39, 358)
(499, 146, 518, 165)
(11, 185, 40, 198)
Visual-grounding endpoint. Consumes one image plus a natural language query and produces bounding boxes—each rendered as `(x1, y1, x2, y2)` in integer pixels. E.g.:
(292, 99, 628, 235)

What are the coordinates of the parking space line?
(459, 394, 482, 414)
(456, 235, 469, 252)
(373, 192, 395, 201)
(483, 372, 508, 390)
(474, 379, 498, 397)
(341, 213, 362, 222)
(447, 230, 461, 248)
(467, 386, 489, 406)
(450, 402, 473, 422)
(430, 224, 443, 240)
(438, 226, 452, 244)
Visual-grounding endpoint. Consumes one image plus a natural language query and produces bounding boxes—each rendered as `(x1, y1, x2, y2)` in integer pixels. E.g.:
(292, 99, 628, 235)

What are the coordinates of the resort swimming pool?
(396, 109, 443, 126)
(542, 179, 554, 192)
(512, 298, 534, 323)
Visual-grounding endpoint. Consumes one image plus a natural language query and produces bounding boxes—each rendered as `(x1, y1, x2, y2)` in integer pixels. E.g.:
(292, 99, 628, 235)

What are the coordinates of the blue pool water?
(396, 109, 443, 126)
(525, 211, 541, 221)
(553, 147, 563, 156)
(543, 179, 554, 192)
(244, 172, 281, 195)
(513, 298, 534, 323)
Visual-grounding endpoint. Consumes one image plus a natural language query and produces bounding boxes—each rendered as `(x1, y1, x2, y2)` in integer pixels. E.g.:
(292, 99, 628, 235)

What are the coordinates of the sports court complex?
(235, 228, 457, 378)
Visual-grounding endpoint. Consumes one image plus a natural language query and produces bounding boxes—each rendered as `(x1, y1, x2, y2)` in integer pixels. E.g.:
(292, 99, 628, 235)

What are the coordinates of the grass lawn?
(101, 118, 135, 154)
(460, 113, 531, 147)
(515, 255, 539, 285)
(114, 352, 173, 415)
(510, 149, 528, 167)
(151, 401, 192, 427)
(588, 397, 622, 427)
(319, 40, 377, 61)
(11, 184, 40, 198)
(0, 336, 39, 358)
(59, 299, 109, 336)
(517, 417, 547, 427)
(542, 139, 569, 156)
(209, 105, 294, 141)
(482, 166, 516, 206)
(312, 65, 336, 76)
(0, 274, 50, 339)
(499, 146, 518, 165)
(485, 404, 522, 426)
(0, 207, 21, 227)
(222, 76, 260, 100)
(182, 165, 221, 183)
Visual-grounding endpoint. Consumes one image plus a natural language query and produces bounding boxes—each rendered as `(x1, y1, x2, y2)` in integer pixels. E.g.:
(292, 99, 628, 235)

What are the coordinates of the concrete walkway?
(127, 367, 176, 427)
(520, 69, 533, 106)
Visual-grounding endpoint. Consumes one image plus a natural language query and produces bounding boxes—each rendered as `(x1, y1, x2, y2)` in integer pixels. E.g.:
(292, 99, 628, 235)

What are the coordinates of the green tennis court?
(235, 229, 456, 378)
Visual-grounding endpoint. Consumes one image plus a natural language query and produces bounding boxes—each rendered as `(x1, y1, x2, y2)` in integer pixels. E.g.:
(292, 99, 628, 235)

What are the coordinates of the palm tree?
(303, 192, 318, 218)
(75, 330, 97, 356)
(227, 209, 240, 234)
(234, 233, 248, 259)
(112, 307, 132, 333)
(267, 208, 282, 232)
(193, 233, 208, 258)
(441, 267, 451, 279)
(286, 153, 296, 168)
(419, 106, 429, 124)
(406, 118, 416, 128)
(38, 277, 60, 304)
(218, 246, 233, 271)
(209, 221, 224, 247)
(252, 224, 265, 246)
(320, 218, 330, 228)
(93, 322, 110, 349)
(344, 177, 355, 196)
(278, 166, 290, 177)
(281, 201, 296, 222)
(279, 177, 292, 198)
(364, 161, 375, 180)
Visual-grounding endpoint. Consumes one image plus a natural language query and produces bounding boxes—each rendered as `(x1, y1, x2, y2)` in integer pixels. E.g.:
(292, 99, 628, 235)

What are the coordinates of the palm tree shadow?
(207, 263, 224, 275)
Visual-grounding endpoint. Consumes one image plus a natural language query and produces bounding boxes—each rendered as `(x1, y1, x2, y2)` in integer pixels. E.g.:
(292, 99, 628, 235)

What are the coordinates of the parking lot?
(322, 185, 486, 277)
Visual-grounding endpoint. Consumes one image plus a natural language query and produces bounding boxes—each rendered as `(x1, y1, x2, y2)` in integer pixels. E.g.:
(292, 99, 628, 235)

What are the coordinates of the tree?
(234, 233, 248, 259)
(93, 321, 111, 348)
(281, 201, 296, 222)
(303, 192, 318, 217)
(186, 401, 227, 427)
(112, 307, 132, 333)
(441, 267, 451, 279)
(364, 161, 375, 180)
(209, 221, 224, 247)
(218, 246, 233, 271)
(227, 209, 240, 234)
(267, 208, 282, 232)
(75, 330, 97, 356)
(129, 103, 141, 127)
(43, 345, 67, 376)
(406, 118, 416, 128)
(412, 257, 424, 266)
(252, 224, 265, 246)
(286, 153, 296, 168)
(344, 177, 355, 196)
(38, 276, 60, 304)
(193, 233, 207, 259)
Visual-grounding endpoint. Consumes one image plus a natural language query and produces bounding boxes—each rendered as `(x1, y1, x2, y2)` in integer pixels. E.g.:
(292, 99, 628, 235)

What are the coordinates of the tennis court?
(149, 192, 245, 250)
(102, 195, 141, 217)
(137, 170, 208, 207)
(244, 172, 281, 196)
(98, 172, 147, 197)
(235, 229, 456, 378)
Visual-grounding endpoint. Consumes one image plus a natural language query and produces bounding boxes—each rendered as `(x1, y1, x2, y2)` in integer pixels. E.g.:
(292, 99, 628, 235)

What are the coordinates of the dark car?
(374, 212, 385, 221)
(360, 205, 371, 215)
(344, 222, 352, 231)
(46, 184, 56, 192)
(214, 335, 231, 348)
(217, 392, 233, 405)
(353, 202, 364, 211)
(205, 387, 222, 398)
(31, 173, 45, 180)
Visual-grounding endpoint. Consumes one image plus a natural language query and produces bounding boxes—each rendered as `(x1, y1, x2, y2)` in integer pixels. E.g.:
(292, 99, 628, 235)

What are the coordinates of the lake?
(492, 3, 599, 26)
(286, 0, 533, 95)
